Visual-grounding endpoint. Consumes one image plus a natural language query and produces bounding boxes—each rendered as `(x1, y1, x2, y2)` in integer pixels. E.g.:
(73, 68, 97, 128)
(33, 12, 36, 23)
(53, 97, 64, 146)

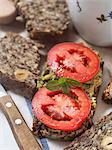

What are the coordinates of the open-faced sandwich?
(32, 43, 103, 141)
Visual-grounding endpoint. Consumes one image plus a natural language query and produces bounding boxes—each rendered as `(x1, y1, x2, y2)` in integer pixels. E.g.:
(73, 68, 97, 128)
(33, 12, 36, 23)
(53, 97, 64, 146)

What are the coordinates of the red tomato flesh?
(32, 87, 91, 131)
(47, 43, 100, 83)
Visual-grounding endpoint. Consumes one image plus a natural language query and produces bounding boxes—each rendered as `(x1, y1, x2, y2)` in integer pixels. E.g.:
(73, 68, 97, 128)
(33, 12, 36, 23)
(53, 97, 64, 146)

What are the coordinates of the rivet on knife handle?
(0, 95, 42, 150)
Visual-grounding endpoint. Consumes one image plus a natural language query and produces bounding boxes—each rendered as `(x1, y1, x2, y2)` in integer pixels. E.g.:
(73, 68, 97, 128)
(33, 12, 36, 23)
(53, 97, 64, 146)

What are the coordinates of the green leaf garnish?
(46, 80, 63, 91)
(46, 77, 80, 94)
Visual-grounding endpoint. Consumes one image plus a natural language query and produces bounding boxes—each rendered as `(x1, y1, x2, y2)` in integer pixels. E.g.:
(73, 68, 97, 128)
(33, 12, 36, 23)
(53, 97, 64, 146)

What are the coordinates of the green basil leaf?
(66, 78, 80, 87)
(46, 80, 62, 91)
(61, 83, 70, 94)
(58, 77, 67, 84)
(46, 77, 81, 93)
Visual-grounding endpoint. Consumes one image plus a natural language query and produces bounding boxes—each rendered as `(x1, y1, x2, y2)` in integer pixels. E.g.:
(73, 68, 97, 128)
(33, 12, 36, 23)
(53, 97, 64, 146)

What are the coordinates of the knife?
(0, 84, 42, 150)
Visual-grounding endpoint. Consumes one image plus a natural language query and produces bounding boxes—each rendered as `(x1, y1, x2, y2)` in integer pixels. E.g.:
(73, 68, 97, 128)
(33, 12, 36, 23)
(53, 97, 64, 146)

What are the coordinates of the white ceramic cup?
(66, 0, 112, 46)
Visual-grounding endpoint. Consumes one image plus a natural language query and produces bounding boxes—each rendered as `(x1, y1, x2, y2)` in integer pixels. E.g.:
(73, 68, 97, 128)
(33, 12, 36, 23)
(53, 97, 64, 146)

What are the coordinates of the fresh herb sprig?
(46, 77, 80, 94)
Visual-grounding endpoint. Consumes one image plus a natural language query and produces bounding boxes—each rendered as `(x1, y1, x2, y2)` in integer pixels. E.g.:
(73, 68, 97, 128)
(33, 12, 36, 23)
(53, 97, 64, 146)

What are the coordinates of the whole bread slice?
(64, 112, 112, 150)
(0, 33, 43, 99)
(102, 80, 112, 104)
(17, 0, 70, 40)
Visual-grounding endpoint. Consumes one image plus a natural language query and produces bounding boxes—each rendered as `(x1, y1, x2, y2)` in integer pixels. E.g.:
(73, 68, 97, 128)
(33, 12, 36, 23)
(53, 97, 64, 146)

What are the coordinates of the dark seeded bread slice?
(32, 61, 103, 141)
(64, 112, 112, 150)
(102, 80, 112, 104)
(17, 0, 70, 40)
(0, 33, 44, 99)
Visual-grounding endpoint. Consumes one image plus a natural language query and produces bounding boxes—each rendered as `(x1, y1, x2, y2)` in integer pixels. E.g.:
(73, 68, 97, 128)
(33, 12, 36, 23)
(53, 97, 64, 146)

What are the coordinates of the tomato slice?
(32, 87, 91, 131)
(47, 43, 100, 83)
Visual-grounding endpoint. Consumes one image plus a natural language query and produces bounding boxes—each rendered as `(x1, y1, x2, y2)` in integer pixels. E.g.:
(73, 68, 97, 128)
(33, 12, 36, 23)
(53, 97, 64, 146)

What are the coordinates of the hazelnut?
(14, 69, 30, 81)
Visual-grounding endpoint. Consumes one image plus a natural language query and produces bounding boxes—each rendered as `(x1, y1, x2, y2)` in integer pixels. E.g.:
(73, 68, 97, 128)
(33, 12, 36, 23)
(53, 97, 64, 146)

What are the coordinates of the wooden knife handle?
(0, 95, 42, 150)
